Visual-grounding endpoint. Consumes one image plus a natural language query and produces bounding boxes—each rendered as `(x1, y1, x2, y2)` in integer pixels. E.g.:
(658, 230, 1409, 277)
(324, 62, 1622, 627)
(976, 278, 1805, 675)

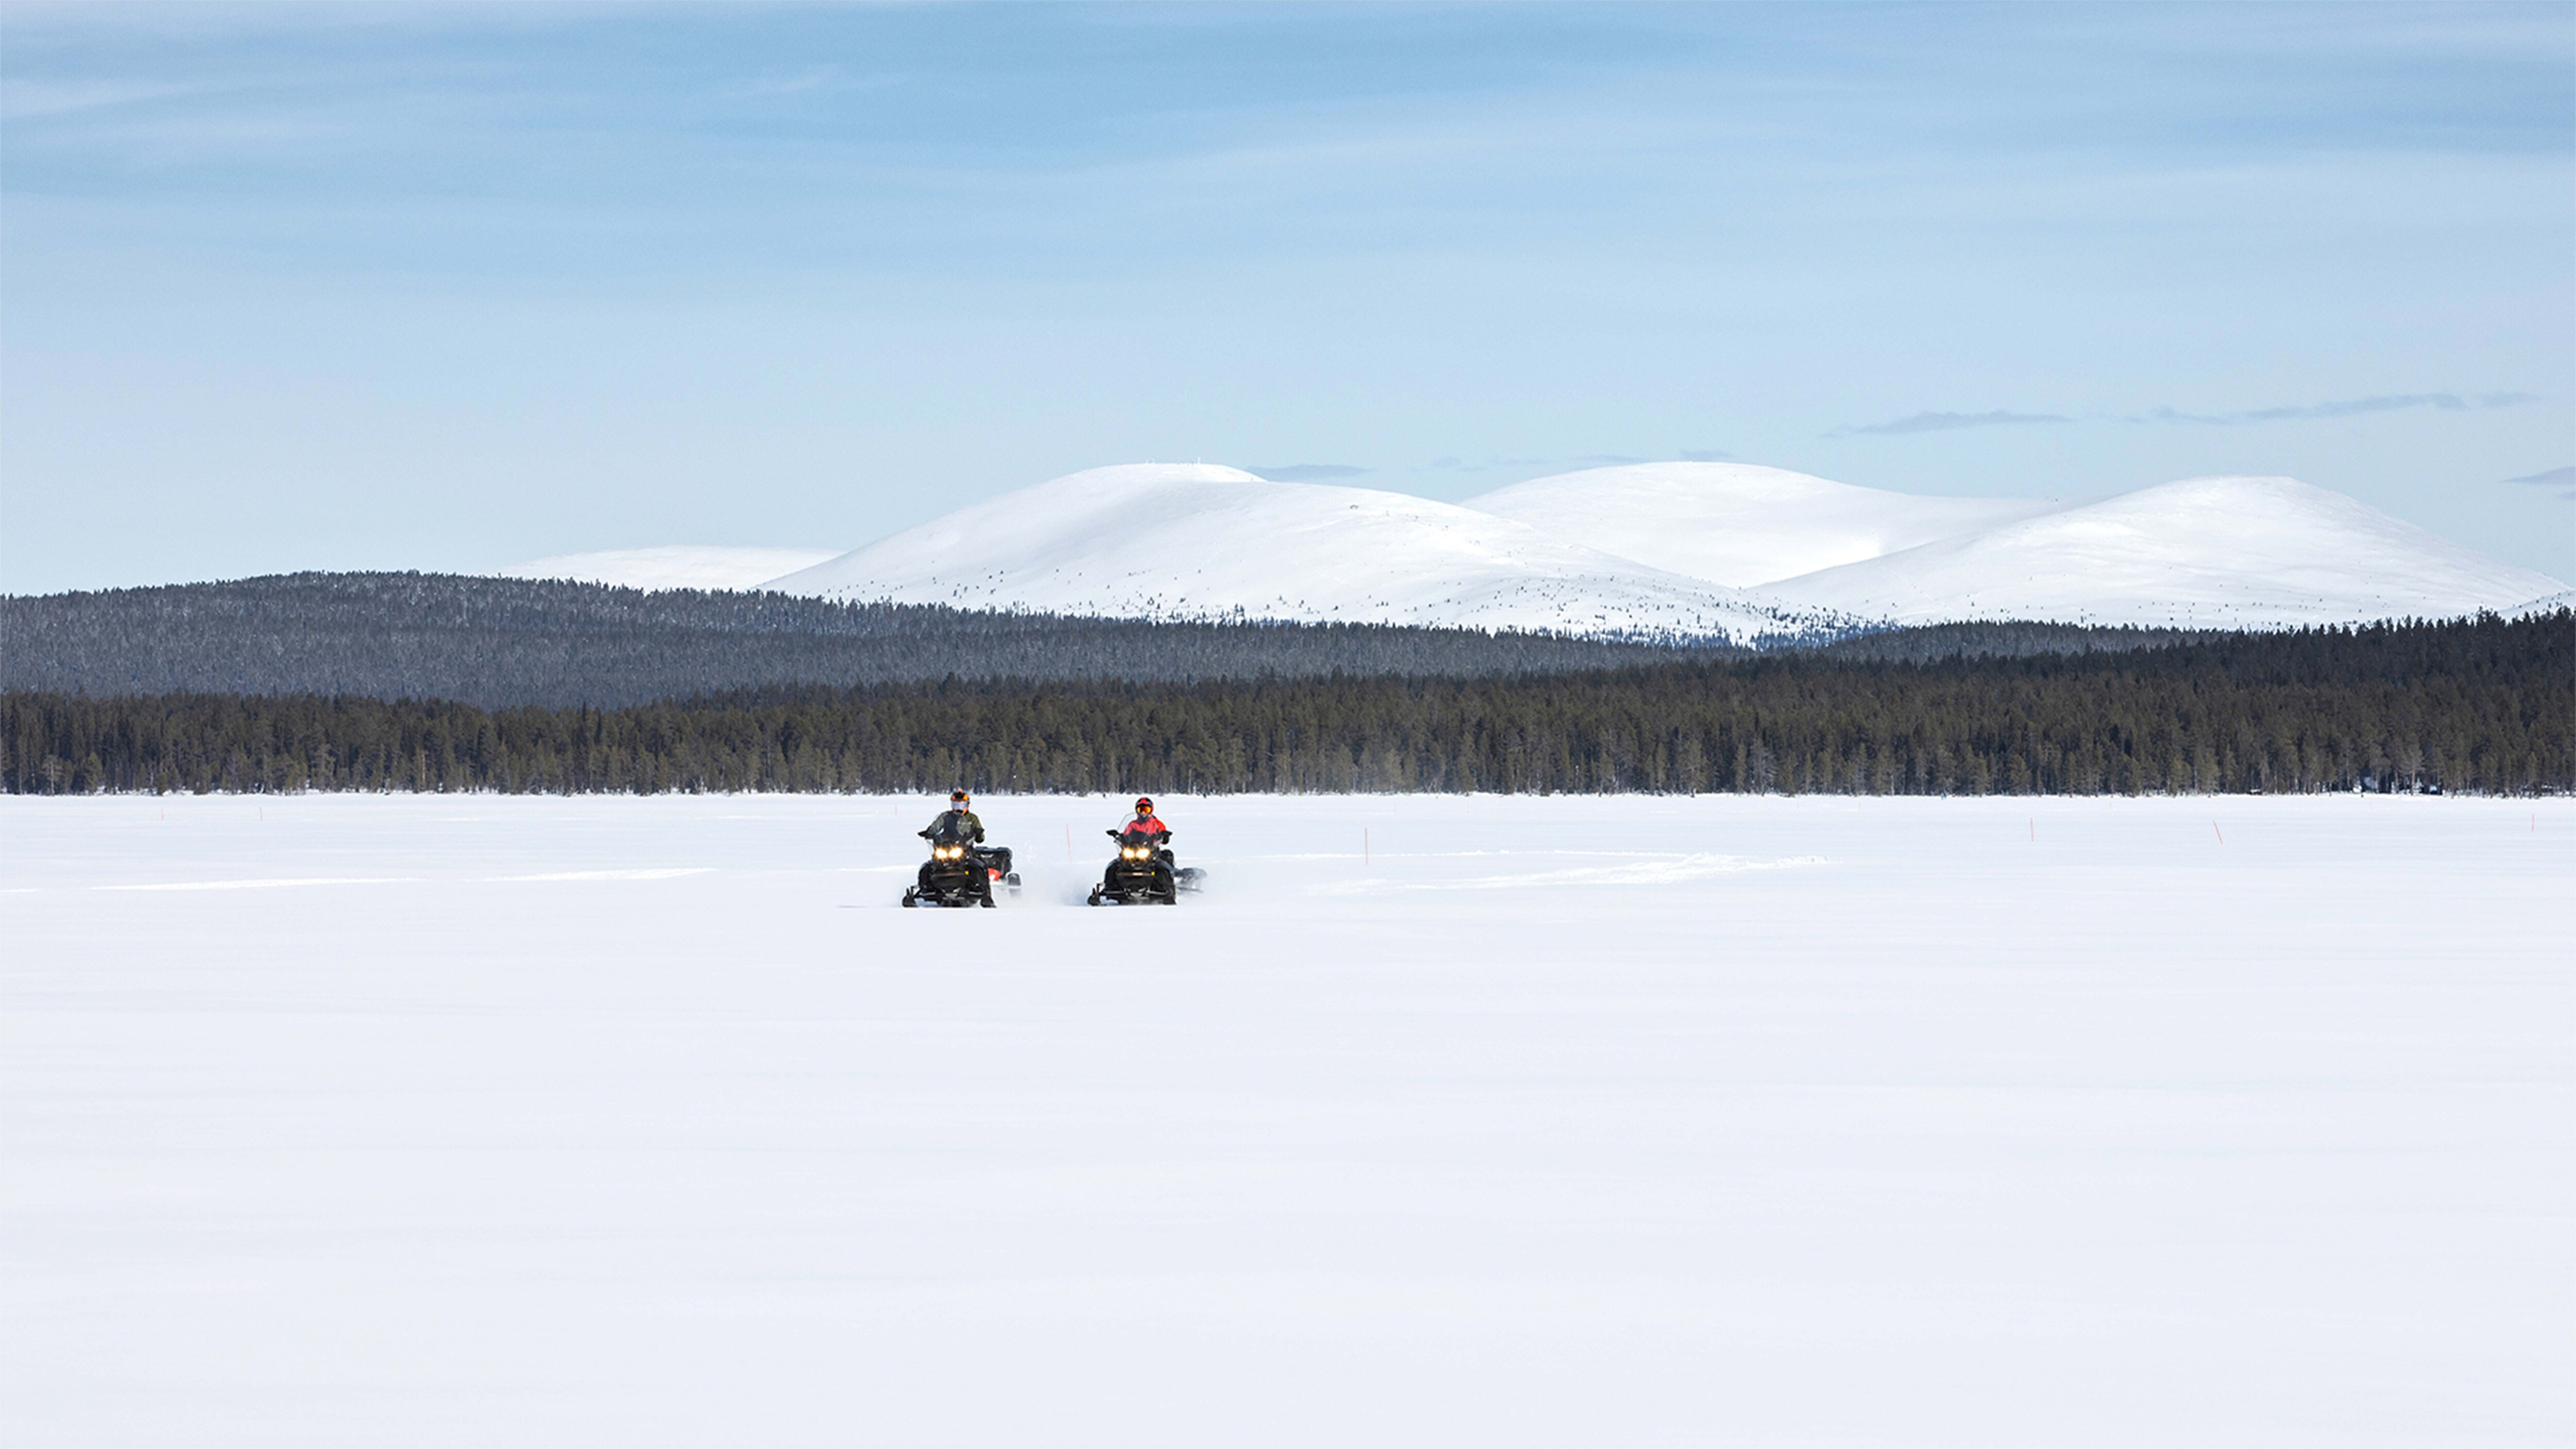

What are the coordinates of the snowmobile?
(902, 820, 1020, 908)
(1086, 824, 1204, 906)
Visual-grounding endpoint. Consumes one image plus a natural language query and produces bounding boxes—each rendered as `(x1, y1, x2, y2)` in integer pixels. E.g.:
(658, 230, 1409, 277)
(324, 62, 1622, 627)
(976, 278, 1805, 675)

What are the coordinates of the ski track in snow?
(493, 867, 715, 882)
(5, 791, 2568, 1447)
(1319, 851, 1832, 892)
(94, 875, 423, 891)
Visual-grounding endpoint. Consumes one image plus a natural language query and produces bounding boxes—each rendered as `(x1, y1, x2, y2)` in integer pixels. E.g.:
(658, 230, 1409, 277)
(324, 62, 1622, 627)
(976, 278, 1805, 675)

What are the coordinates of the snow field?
(4, 793, 2569, 1447)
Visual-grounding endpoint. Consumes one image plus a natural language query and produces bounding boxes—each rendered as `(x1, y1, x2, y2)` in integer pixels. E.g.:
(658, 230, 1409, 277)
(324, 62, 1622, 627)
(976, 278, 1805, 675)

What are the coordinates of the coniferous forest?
(6, 611, 2565, 797)
(0, 572, 1751, 706)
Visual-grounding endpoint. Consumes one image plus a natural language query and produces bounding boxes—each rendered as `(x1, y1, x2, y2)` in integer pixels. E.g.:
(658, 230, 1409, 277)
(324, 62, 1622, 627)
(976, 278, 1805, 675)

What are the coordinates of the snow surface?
(498, 545, 839, 592)
(7, 792, 2568, 1447)
(1757, 475, 2571, 629)
(1465, 461, 2059, 587)
(759, 464, 1820, 641)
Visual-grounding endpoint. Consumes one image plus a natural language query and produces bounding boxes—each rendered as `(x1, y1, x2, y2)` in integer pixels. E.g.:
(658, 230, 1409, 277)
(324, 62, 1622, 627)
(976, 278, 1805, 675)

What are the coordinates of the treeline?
(7, 613, 2565, 797)
(1816, 620, 2218, 662)
(0, 572, 1748, 706)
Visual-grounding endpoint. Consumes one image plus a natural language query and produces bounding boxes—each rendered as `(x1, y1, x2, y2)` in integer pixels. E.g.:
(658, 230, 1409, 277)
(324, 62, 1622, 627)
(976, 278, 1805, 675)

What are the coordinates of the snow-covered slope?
(1466, 462, 2058, 588)
(499, 547, 839, 592)
(1757, 475, 2568, 628)
(760, 464, 1818, 641)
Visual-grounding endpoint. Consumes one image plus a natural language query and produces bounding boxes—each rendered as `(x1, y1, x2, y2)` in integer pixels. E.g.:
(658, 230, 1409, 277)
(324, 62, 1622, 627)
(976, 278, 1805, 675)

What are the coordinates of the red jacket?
(1123, 813, 1167, 838)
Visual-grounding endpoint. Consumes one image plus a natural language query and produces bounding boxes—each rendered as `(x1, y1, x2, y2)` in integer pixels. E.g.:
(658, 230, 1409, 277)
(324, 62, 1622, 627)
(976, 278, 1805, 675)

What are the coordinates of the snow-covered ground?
(6, 793, 2568, 1447)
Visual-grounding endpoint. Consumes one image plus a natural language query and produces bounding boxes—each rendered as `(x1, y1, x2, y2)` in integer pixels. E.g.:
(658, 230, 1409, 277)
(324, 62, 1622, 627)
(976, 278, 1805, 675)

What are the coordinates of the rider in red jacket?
(1122, 797, 1168, 839)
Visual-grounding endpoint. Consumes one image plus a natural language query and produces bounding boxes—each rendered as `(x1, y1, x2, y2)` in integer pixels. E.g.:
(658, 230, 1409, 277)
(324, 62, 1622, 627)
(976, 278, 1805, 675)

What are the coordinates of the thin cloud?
(2141, 393, 2540, 425)
(1831, 411, 2071, 438)
(1252, 463, 1369, 482)
(1426, 455, 1620, 473)
(1678, 449, 1733, 462)
(727, 64, 905, 98)
(2502, 466, 2572, 499)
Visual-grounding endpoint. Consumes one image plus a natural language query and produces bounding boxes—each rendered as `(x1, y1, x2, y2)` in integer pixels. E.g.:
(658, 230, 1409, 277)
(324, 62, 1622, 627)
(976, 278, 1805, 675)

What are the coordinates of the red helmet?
(1133, 797, 1154, 812)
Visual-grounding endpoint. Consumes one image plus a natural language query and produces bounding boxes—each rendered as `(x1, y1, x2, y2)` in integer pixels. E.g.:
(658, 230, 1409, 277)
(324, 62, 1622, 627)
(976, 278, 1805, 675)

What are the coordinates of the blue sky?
(3, 2, 2569, 592)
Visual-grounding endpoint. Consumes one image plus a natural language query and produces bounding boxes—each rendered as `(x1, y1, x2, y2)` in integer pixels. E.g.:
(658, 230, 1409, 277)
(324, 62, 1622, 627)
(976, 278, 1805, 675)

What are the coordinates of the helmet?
(1133, 797, 1154, 813)
(951, 790, 970, 806)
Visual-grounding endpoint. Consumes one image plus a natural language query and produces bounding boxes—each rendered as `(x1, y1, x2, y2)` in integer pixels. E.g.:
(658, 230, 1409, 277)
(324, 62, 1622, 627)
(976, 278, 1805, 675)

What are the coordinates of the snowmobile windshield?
(1120, 826, 1159, 845)
(929, 817, 975, 844)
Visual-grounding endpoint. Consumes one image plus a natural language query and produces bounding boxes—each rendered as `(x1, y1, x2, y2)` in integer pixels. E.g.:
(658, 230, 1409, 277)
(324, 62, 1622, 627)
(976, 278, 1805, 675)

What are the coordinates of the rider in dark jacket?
(924, 790, 1011, 881)
(927, 789, 985, 845)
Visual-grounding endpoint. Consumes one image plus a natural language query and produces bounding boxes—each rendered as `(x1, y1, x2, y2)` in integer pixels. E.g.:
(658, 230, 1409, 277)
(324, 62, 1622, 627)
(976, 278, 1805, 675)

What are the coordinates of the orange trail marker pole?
(2213, 821, 2224, 845)
(1065, 824, 1072, 859)
(2028, 818, 2035, 842)
(1364, 828, 1370, 866)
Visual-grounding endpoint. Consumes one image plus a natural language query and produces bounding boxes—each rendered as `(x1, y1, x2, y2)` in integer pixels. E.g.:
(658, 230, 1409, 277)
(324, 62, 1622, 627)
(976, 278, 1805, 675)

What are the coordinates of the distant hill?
(561, 461, 2562, 636)
(1759, 475, 2569, 629)
(1464, 462, 2057, 587)
(762, 463, 1831, 643)
(0, 571, 1753, 709)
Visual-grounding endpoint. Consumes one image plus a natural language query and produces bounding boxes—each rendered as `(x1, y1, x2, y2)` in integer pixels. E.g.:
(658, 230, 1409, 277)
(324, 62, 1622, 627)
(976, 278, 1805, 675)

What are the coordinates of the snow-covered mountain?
(1466, 462, 2057, 587)
(759, 464, 1821, 641)
(493, 464, 2563, 639)
(1755, 475, 2568, 629)
(499, 546, 839, 592)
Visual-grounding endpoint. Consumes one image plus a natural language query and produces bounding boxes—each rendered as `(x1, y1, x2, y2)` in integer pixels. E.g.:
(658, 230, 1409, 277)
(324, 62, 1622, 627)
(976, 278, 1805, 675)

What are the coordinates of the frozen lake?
(6, 792, 2568, 1446)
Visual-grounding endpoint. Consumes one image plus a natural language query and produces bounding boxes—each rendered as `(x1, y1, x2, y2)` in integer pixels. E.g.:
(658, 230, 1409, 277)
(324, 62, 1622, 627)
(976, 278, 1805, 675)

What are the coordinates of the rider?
(926, 789, 984, 844)
(1105, 795, 1176, 897)
(923, 790, 1012, 881)
(1122, 796, 1168, 844)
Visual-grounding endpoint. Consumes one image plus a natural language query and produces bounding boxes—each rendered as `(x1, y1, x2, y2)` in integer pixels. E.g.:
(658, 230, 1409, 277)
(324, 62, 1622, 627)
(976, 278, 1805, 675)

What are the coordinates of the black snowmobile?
(902, 819, 1020, 908)
(1087, 824, 1204, 907)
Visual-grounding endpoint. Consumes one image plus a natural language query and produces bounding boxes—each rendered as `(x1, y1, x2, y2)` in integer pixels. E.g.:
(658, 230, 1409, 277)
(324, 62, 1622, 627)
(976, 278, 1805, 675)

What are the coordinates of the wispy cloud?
(1252, 463, 1369, 482)
(2503, 465, 2574, 500)
(1830, 410, 2070, 438)
(725, 64, 905, 99)
(1426, 450, 1721, 473)
(1427, 454, 1632, 473)
(2141, 392, 2540, 424)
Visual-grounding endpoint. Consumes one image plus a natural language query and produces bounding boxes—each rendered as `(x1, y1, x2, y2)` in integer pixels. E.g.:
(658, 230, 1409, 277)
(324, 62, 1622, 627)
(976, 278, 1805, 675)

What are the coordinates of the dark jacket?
(927, 808, 985, 843)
